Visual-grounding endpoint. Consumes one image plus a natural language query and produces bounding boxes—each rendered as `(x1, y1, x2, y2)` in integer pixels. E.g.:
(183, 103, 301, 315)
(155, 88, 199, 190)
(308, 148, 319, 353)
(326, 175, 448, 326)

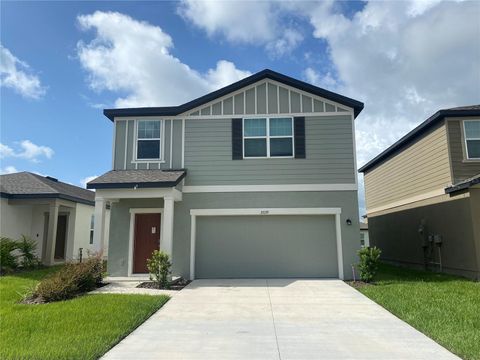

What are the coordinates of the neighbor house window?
(464, 120, 480, 160)
(136, 120, 162, 160)
(89, 215, 94, 245)
(243, 117, 293, 158)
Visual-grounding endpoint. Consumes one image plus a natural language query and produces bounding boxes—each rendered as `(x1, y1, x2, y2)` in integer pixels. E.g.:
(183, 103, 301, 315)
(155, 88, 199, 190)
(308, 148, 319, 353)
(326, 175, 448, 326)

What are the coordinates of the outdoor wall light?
(346, 219, 352, 225)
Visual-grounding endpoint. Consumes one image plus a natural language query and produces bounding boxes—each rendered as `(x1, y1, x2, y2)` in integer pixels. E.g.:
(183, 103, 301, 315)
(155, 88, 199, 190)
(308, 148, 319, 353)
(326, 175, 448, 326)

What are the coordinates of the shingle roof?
(86, 170, 186, 189)
(358, 105, 480, 173)
(445, 173, 480, 194)
(103, 69, 364, 121)
(0, 172, 95, 205)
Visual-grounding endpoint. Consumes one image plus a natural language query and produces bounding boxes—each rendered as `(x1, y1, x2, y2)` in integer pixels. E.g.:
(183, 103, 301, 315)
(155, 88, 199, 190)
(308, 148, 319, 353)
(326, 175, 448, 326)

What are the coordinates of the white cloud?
(76, 11, 250, 107)
(80, 175, 98, 188)
(178, 1, 303, 56)
(0, 166, 18, 175)
(0, 140, 54, 163)
(301, 0, 480, 213)
(0, 45, 46, 99)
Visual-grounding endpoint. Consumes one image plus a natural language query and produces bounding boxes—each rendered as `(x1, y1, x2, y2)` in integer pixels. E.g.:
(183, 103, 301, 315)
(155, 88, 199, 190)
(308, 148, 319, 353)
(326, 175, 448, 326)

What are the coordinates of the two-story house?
(359, 105, 480, 280)
(87, 69, 364, 280)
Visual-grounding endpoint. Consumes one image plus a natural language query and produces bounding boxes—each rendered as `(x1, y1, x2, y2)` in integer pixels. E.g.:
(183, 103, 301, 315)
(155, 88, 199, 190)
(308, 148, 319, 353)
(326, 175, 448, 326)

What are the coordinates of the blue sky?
(1, 1, 479, 215)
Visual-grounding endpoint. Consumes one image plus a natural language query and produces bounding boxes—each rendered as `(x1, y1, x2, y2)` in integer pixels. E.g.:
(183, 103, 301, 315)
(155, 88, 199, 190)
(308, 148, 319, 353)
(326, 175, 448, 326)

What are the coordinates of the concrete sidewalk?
(102, 279, 459, 360)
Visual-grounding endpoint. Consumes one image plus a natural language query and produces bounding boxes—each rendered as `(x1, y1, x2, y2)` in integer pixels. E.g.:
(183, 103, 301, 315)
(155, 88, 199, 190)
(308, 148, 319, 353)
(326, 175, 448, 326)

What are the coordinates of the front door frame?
(128, 208, 163, 276)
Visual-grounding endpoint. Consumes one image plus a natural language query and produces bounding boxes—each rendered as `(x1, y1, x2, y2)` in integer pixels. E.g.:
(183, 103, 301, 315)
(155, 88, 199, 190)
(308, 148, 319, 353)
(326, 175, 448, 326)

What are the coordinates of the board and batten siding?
(364, 121, 452, 211)
(113, 119, 183, 170)
(447, 118, 480, 184)
(184, 115, 355, 186)
(187, 80, 350, 117)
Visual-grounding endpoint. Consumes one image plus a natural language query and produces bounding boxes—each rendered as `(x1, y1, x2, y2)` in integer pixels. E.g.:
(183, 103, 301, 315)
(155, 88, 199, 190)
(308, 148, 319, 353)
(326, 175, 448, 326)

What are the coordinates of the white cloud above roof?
(76, 11, 250, 108)
(0, 140, 54, 163)
(0, 44, 46, 99)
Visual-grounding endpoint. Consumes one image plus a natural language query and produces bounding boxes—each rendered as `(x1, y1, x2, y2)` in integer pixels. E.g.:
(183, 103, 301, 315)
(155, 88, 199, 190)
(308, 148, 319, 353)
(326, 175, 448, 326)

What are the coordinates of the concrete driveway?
(102, 279, 459, 359)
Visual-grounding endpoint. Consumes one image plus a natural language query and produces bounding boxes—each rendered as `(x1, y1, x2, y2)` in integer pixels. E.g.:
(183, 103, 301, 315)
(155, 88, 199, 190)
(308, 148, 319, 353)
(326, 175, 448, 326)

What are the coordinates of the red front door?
(133, 213, 161, 273)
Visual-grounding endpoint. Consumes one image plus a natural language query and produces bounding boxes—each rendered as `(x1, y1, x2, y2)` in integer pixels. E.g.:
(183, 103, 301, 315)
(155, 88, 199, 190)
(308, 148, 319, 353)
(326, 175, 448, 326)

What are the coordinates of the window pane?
(244, 118, 266, 136)
(244, 138, 267, 157)
(467, 139, 480, 159)
(138, 120, 160, 139)
(270, 138, 293, 157)
(137, 139, 160, 159)
(465, 121, 480, 139)
(270, 118, 292, 136)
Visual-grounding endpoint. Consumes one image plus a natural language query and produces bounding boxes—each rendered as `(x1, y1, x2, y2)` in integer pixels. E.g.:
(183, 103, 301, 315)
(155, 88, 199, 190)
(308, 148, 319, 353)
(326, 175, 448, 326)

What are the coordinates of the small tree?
(146, 250, 172, 289)
(358, 246, 381, 283)
(0, 237, 19, 274)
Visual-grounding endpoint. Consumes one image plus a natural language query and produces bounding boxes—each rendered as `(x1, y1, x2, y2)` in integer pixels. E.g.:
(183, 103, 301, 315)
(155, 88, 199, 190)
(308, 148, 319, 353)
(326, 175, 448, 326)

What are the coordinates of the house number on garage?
(260, 210, 269, 215)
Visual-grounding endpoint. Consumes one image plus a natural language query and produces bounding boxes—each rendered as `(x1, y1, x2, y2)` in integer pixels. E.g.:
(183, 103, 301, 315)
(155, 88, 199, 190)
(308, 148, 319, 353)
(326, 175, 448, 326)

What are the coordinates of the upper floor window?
(136, 120, 162, 160)
(464, 120, 480, 160)
(243, 117, 293, 158)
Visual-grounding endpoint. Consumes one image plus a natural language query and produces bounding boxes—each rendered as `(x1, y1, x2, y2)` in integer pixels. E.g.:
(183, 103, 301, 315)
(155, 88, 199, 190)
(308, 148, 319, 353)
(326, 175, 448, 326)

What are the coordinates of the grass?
(0, 266, 169, 360)
(356, 263, 480, 360)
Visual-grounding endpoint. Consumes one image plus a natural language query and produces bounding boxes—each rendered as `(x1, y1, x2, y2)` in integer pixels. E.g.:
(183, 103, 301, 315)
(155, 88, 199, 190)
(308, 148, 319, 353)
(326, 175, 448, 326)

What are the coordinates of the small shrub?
(147, 250, 172, 289)
(0, 237, 19, 274)
(358, 246, 382, 283)
(34, 255, 104, 302)
(16, 235, 40, 269)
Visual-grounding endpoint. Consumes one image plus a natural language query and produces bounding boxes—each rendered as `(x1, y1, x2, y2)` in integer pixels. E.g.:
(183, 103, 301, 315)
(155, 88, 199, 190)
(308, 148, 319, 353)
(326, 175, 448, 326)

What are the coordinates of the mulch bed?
(346, 280, 374, 289)
(137, 278, 191, 291)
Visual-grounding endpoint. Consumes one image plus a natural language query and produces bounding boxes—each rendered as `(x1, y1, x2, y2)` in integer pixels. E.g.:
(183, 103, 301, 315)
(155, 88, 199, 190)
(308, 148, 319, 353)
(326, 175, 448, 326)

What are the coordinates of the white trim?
(266, 80, 269, 114)
(128, 208, 163, 276)
(182, 184, 357, 193)
(112, 120, 118, 168)
(242, 116, 294, 159)
(169, 119, 173, 168)
(366, 188, 446, 214)
(463, 119, 480, 160)
(124, 120, 129, 169)
(181, 118, 185, 168)
(188, 207, 343, 280)
(351, 113, 358, 186)
(178, 112, 342, 120)
(96, 187, 183, 201)
(133, 118, 165, 163)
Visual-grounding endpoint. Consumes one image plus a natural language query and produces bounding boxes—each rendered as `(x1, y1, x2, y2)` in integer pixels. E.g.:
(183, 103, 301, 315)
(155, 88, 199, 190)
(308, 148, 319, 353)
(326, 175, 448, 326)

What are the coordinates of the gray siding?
(184, 115, 355, 185)
(447, 118, 480, 183)
(107, 190, 360, 280)
(113, 119, 183, 170)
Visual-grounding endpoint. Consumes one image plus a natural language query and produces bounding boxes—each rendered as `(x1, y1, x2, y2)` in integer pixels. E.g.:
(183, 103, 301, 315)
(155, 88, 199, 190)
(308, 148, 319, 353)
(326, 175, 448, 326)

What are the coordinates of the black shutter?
(232, 118, 243, 160)
(294, 116, 306, 159)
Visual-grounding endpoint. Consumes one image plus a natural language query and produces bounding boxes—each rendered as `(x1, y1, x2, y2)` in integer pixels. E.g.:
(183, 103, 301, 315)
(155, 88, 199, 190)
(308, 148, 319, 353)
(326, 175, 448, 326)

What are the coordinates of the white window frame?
(463, 119, 480, 160)
(134, 119, 165, 162)
(242, 117, 294, 159)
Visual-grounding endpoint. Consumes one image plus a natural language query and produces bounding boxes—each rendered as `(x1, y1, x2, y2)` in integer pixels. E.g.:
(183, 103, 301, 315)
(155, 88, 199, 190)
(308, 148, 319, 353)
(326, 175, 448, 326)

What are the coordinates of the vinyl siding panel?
(184, 115, 355, 185)
(114, 120, 126, 169)
(447, 118, 480, 183)
(364, 121, 452, 210)
(267, 83, 278, 114)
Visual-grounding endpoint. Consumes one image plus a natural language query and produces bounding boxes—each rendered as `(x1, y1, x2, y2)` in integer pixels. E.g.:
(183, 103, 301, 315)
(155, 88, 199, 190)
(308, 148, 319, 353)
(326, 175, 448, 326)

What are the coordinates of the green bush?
(147, 250, 172, 289)
(358, 246, 382, 283)
(35, 255, 104, 302)
(16, 235, 40, 269)
(0, 237, 19, 274)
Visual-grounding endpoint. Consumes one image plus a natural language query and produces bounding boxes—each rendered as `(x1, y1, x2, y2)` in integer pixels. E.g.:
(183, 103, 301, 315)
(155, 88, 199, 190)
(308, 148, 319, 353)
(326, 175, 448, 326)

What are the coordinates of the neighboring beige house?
(0, 172, 102, 265)
(359, 105, 480, 280)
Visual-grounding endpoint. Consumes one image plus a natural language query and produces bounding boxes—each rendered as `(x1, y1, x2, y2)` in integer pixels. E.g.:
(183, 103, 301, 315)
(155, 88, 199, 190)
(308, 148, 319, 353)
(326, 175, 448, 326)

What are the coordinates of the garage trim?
(189, 207, 343, 280)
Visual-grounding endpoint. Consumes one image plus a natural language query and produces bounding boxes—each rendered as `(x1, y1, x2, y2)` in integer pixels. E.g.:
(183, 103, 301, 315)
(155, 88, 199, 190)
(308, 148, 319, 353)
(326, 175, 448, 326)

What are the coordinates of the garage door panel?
(195, 215, 338, 278)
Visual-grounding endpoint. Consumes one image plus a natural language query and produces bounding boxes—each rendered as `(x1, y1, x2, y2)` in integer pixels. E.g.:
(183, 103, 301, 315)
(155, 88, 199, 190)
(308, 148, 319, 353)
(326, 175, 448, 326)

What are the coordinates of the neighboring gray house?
(0, 172, 97, 265)
(88, 69, 364, 280)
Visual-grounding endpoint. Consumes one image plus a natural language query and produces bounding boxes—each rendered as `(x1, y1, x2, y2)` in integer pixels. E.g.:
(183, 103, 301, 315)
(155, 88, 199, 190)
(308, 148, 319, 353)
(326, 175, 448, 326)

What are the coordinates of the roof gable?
(104, 69, 364, 121)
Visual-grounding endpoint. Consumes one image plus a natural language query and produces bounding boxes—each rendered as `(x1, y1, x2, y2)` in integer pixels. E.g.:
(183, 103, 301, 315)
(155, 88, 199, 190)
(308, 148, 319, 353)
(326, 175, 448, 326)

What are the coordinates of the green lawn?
(0, 267, 169, 360)
(356, 263, 480, 360)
